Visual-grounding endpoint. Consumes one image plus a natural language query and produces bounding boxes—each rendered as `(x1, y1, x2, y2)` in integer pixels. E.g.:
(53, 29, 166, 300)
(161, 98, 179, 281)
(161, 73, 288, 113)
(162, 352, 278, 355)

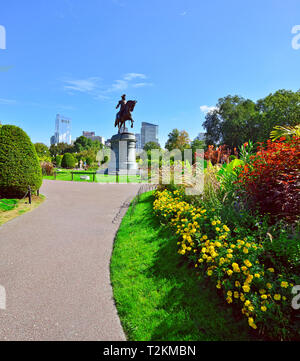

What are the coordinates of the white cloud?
(200, 105, 218, 114)
(180, 11, 187, 16)
(0, 98, 16, 104)
(63, 77, 101, 93)
(123, 73, 147, 81)
(132, 82, 153, 88)
(62, 73, 152, 101)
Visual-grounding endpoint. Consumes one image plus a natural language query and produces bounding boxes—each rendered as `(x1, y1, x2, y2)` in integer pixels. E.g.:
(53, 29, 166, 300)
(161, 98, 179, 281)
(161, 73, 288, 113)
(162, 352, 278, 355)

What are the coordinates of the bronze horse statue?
(114, 100, 137, 132)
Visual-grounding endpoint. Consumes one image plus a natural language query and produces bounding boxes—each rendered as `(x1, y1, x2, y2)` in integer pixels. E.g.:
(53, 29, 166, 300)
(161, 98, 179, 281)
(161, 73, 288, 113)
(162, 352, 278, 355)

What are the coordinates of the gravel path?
(0, 180, 140, 340)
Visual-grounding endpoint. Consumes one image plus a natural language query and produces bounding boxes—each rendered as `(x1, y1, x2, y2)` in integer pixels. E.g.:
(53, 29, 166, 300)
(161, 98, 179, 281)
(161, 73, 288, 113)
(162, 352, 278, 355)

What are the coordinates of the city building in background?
(82, 131, 105, 145)
(141, 122, 159, 149)
(50, 114, 72, 145)
(135, 133, 142, 150)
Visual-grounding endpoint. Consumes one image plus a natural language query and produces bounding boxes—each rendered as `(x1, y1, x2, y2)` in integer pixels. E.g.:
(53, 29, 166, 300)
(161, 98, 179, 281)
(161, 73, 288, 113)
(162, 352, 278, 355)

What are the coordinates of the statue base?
(99, 132, 139, 175)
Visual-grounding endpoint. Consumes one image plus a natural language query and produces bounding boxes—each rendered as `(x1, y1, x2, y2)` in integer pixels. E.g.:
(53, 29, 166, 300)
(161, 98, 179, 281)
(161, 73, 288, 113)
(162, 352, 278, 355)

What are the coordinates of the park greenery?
(151, 132, 300, 340)
(0, 125, 42, 198)
(111, 191, 258, 341)
(203, 89, 300, 148)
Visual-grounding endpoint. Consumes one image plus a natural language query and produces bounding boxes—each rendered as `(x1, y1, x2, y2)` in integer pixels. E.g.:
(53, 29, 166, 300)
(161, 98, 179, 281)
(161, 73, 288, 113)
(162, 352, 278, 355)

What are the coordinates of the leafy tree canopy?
(143, 141, 161, 151)
(202, 89, 300, 148)
(165, 129, 191, 151)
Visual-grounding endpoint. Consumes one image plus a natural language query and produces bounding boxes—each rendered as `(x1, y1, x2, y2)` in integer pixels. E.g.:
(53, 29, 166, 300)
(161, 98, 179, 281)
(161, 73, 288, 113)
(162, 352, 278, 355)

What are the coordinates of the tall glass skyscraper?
(141, 122, 159, 149)
(50, 114, 72, 145)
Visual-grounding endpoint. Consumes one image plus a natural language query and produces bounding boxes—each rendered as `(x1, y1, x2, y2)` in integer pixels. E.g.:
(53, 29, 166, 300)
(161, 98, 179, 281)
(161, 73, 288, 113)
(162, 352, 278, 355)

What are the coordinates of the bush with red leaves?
(204, 145, 238, 165)
(235, 137, 300, 222)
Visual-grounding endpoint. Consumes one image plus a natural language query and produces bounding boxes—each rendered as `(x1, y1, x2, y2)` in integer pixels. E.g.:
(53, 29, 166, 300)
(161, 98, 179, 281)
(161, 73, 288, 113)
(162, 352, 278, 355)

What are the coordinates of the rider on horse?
(114, 94, 137, 132)
(115, 94, 127, 123)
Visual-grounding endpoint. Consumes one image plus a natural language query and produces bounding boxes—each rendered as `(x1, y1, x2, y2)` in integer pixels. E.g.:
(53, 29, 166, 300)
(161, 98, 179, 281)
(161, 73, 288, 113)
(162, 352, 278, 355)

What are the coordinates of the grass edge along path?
(0, 195, 45, 226)
(110, 191, 259, 341)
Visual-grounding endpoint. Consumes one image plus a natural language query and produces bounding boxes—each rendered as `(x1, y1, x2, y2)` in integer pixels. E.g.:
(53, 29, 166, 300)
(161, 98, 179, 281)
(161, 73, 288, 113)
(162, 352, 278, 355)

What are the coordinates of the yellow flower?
(234, 291, 239, 299)
(248, 317, 257, 329)
(274, 294, 281, 301)
(242, 285, 250, 293)
(232, 263, 240, 273)
(244, 260, 252, 268)
(226, 297, 233, 304)
(211, 221, 217, 226)
(261, 294, 267, 300)
(267, 268, 275, 273)
(244, 300, 251, 307)
(261, 306, 267, 312)
(235, 281, 241, 287)
(281, 281, 288, 288)
(216, 227, 220, 232)
(227, 291, 232, 297)
(266, 283, 272, 289)
(203, 235, 208, 240)
(254, 273, 260, 278)
(207, 270, 213, 276)
(227, 269, 233, 276)
(243, 247, 249, 254)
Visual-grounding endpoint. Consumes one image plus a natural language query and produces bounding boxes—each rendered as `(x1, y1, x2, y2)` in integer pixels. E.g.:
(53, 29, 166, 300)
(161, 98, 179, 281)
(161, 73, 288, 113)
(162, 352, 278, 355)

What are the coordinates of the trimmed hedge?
(0, 125, 43, 198)
(61, 153, 76, 169)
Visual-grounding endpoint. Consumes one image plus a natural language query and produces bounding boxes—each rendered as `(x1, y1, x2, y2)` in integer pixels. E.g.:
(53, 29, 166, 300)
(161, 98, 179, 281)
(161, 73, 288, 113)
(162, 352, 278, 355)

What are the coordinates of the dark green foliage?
(143, 141, 161, 151)
(61, 153, 76, 169)
(34, 142, 51, 162)
(86, 156, 93, 166)
(55, 154, 62, 167)
(0, 125, 43, 198)
(203, 90, 300, 148)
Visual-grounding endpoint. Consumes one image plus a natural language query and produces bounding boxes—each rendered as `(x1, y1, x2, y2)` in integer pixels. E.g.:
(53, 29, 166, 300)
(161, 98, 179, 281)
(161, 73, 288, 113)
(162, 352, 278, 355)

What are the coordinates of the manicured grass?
(110, 191, 258, 341)
(0, 195, 45, 226)
(0, 198, 18, 211)
(43, 169, 146, 183)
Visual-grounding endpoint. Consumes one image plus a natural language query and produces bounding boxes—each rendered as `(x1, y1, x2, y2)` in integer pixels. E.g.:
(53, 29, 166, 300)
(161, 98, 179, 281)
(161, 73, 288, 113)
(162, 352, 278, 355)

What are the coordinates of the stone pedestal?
(105, 132, 138, 175)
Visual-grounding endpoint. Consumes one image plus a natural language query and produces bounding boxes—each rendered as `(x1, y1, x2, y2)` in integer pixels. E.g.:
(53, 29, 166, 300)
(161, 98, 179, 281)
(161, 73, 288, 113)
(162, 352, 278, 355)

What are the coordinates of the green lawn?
(0, 195, 45, 226)
(0, 198, 18, 211)
(43, 169, 146, 183)
(110, 191, 258, 341)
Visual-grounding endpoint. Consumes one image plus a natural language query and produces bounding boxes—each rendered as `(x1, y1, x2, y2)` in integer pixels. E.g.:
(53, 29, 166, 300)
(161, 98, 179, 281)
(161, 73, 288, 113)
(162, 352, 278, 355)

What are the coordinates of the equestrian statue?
(114, 94, 137, 133)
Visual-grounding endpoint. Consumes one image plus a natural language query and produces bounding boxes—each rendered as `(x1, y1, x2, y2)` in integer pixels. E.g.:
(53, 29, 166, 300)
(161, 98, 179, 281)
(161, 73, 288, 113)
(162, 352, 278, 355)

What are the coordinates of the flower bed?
(153, 188, 300, 340)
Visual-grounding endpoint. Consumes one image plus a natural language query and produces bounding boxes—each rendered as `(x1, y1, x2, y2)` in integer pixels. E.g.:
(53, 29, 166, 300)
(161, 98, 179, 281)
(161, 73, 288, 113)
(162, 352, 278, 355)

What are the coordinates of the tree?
(0, 125, 42, 197)
(203, 90, 300, 148)
(203, 95, 258, 148)
(61, 153, 76, 169)
(74, 136, 92, 152)
(143, 141, 161, 151)
(165, 129, 191, 151)
(34, 143, 51, 162)
(49, 142, 74, 157)
(256, 89, 300, 142)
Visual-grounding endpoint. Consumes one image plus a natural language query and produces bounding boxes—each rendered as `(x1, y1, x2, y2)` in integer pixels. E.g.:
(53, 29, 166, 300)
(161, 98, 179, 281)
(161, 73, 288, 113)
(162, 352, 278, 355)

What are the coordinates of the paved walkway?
(0, 180, 140, 340)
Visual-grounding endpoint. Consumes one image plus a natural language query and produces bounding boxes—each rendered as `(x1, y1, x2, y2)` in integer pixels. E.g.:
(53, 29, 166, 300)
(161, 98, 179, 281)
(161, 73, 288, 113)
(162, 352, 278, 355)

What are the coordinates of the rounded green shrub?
(0, 125, 43, 198)
(55, 154, 63, 167)
(61, 153, 76, 169)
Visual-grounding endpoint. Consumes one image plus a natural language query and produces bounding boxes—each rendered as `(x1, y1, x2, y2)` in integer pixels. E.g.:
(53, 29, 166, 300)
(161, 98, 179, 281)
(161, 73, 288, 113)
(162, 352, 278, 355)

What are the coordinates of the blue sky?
(1, 0, 300, 146)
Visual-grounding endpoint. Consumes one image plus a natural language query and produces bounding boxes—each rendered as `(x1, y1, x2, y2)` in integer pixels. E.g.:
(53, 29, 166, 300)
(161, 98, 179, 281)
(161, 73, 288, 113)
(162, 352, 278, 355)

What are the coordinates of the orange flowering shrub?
(236, 137, 300, 222)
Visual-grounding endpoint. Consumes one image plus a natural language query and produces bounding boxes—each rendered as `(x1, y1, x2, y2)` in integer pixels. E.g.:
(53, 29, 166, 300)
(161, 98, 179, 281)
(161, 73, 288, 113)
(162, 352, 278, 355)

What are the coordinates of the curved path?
(0, 180, 140, 340)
